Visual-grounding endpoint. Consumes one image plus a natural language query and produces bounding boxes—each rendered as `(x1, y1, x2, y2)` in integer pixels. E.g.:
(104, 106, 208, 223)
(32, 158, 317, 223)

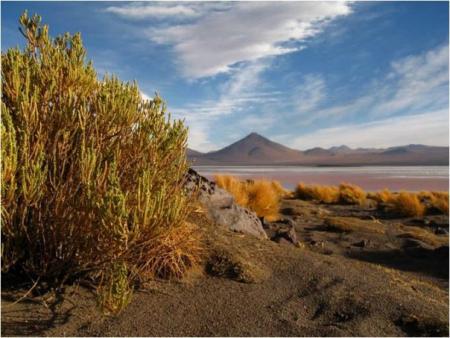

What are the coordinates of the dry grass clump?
(2, 12, 200, 314)
(214, 175, 282, 221)
(214, 175, 249, 205)
(324, 217, 385, 234)
(246, 180, 281, 222)
(295, 183, 340, 203)
(398, 226, 448, 247)
(271, 180, 292, 198)
(338, 183, 367, 205)
(367, 188, 394, 205)
(295, 182, 366, 205)
(390, 192, 425, 217)
(429, 192, 449, 215)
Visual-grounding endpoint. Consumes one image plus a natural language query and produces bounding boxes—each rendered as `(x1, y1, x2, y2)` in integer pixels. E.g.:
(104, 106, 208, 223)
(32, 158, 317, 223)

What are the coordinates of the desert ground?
(2, 191, 448, 337)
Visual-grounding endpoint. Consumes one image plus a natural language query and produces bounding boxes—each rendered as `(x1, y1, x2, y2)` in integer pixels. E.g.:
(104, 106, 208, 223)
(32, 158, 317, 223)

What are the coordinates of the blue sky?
(2, 1, 449, 151)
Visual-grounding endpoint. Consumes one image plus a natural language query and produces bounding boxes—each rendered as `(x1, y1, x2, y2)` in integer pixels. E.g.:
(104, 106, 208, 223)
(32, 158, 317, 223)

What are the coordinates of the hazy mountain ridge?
(188, 133, 449, 166)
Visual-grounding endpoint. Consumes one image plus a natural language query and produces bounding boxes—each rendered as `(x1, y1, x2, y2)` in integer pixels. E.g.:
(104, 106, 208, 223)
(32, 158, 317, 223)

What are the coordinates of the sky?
(2, 1, 449, 151)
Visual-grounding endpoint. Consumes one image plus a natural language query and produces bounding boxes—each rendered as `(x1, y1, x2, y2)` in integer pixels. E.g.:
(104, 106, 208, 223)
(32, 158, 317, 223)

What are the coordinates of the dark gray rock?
(185, 169, 267, 239)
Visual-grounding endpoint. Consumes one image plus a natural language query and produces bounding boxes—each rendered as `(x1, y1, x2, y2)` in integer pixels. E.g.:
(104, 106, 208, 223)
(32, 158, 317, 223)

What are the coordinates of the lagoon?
(194, 165, 449, 191)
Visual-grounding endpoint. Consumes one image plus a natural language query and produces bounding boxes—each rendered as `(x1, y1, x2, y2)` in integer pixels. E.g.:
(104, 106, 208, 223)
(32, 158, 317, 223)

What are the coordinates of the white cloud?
(148, 2, 352, 78)
(105, 3, 200, 20)
(291, 109, 449, 149)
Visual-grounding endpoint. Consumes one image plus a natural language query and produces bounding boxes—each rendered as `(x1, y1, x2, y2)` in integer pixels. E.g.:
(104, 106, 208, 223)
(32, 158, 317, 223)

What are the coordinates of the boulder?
(185, 169, 267, 239)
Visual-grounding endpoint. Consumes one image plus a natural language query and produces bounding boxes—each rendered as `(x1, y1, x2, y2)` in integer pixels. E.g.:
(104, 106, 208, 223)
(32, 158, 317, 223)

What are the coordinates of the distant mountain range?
(188, 132, 449, 166)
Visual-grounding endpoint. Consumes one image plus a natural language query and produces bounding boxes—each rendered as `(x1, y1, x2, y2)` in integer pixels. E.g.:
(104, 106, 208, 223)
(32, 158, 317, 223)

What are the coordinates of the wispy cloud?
(296, 44, 449, 125)
(147, 2, 352, 78)
(172, 60, 275, 150)
(289, 109, 449, 149)
(294, 74, 326, 114)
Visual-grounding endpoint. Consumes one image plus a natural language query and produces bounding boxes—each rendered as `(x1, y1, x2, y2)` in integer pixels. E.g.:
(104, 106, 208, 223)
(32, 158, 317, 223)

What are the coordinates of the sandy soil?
(2, 200, 449, 337)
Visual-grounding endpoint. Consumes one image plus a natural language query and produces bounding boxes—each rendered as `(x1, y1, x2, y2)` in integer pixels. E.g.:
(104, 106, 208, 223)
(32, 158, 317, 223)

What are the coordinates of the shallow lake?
(193, 165, 449, 191)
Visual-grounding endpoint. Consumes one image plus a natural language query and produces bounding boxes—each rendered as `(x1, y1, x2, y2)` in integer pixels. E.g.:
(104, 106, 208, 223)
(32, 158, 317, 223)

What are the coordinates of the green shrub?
(1, 12, 201, 314)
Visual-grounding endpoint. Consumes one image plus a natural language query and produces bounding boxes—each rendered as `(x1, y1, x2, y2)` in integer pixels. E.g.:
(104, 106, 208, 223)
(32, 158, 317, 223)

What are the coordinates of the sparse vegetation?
(325, 217, 385, 234)
(398, 226, 449, 246)
(296, 184, 448, 217)
(1, 12, 201, 314)
(214, 175, 282, 221)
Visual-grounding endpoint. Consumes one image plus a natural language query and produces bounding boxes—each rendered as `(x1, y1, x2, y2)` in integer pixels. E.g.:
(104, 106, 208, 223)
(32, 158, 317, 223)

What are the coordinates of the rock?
(262, 219, 299, 245)
(352, 240, 368, 248)
(434, 227, 448, 235)
(185, 169, 267, 239)
(275, 226, 299, 245)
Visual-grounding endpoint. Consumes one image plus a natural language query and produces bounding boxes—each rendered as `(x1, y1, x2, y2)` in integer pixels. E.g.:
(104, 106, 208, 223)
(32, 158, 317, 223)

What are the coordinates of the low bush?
(214, 175, 282, 221)
(1, 12, 201, 314)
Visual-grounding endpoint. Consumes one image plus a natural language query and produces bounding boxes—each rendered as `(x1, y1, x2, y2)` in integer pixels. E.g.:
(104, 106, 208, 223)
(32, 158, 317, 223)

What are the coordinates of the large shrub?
(1, 12, 200, 313)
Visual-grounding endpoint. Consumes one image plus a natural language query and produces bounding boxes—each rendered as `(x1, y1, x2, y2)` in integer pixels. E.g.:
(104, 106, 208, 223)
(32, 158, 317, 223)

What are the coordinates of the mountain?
(188, 133, 449, 166)
(189, 132, 303, 164)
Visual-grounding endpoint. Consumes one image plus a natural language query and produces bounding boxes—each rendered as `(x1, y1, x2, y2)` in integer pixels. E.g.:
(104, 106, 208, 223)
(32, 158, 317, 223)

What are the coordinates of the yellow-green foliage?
(1, 12, 200, 314)
(214, 175, 281, 221)
(338, 183, 367, 205)
(390, 192, 425, 217)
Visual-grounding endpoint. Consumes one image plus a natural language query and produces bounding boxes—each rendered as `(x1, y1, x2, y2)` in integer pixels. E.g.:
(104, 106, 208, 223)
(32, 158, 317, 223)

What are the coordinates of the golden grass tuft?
(295, 182, 340, 203)
(338, 183, 367, 205)
(214, 175, 282, 221)
(430, 192, 449, 215)
(398, 226, 448, 247)
(390, 192, 425, 217)
(367, 188, 394, 205)
(324, 217, 385, 234)
(295, 182, 366, 205)
(246, 180, 280, 222)
(214, 175, 249, 206)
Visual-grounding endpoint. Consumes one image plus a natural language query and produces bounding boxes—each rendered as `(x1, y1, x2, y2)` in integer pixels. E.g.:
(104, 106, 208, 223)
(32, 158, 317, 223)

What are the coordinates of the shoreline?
(195, 165, 449, 191)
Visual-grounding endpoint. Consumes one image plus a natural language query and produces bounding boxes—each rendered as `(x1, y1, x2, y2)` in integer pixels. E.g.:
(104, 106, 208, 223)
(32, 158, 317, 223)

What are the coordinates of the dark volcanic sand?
(2, 200, 449, 337)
